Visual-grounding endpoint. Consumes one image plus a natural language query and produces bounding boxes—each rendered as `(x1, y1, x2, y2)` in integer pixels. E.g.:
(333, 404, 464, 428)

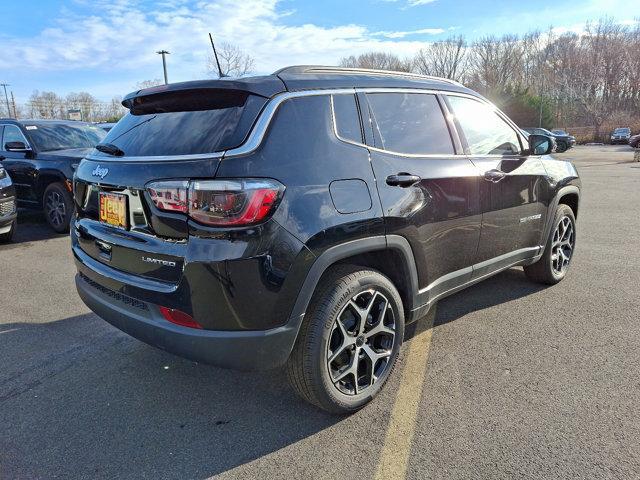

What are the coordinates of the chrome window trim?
(79, 86, 502, 162)
(241, 88, 472, 160)
(226, 87, 473, 159)
(226, 88, 356, 158)
(329, 94, 366, 149)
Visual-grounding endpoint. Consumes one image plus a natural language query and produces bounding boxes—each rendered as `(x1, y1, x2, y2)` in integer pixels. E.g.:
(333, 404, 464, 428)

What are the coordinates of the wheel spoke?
(358, 292, 378, 335)
(362, 344, 391, 364)
(362, 344, 392, 385)
(332, 354, 359, 391)
(328, 320, 356, 364)
(365, 306, 395, 339)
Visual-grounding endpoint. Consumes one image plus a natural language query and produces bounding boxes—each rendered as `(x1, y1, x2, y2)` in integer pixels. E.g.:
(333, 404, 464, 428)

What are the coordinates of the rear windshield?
(27, 123, 106, 152)
(98, 90, 267, 157)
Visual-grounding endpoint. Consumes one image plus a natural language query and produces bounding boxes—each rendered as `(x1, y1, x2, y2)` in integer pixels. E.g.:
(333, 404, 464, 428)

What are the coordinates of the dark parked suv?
(0, 119, 106, 232)
(72, 67, 581, 413)
(524, 127, 575, 152)
(0, 165, 17, 242)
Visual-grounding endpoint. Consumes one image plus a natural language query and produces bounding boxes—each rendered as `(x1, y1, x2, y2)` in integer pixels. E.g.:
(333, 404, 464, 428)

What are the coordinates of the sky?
(0, 0, 638, 103)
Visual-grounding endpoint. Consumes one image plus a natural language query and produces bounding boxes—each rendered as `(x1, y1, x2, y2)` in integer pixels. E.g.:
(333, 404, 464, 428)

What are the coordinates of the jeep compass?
(72, 67, 581, 413)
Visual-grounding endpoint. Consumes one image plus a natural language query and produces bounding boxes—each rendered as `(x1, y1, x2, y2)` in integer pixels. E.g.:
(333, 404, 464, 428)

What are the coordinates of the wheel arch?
(288, 235, 420, 331)
(36, 171, 70, 203)
(558, 190, 579, 218)
(540, 185, 580, 251)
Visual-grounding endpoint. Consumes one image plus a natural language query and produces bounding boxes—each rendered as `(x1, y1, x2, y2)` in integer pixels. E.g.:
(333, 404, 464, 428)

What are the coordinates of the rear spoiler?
(122, 76, 287, 113)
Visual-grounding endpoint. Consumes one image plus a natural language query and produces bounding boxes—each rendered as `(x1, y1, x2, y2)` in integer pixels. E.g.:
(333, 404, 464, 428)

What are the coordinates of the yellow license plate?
(99, 192, 128, 229)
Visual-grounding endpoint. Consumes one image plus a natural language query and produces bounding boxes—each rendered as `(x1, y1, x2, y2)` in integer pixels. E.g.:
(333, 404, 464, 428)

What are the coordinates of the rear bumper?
(75, 271, 303, 370)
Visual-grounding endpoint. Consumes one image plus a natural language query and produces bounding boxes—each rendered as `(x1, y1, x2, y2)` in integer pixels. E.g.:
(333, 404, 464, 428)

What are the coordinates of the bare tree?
(207, 42, 255, 78)
(339, 52, 412, 72)
(66, 92, 99, 122)
(413, 35, 468, 81)
(467, 34, 523, 94)
(136, 79, 164, 90)
(28, 91, 65, 119)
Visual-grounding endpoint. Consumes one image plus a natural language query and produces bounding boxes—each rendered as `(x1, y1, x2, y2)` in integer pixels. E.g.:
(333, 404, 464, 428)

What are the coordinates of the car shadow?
(0, 268, 547, 479)
(0, 314, 340, 479)
(406, 267, 547, 338)
(0, 209, 67, 248)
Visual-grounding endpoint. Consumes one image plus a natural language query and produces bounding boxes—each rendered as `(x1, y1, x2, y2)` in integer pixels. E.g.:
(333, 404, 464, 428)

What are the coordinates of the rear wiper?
(95, 143, 125, 157)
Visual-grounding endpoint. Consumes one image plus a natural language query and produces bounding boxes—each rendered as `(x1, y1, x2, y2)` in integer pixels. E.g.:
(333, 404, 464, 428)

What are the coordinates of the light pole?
(156, 50, 170, 84)
(0, 83, 11, 118)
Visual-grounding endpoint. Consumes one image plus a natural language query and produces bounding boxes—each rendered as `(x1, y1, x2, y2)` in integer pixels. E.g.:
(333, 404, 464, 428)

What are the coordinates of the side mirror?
(527, 134, 555, 156)
(5, 141, 30, 152)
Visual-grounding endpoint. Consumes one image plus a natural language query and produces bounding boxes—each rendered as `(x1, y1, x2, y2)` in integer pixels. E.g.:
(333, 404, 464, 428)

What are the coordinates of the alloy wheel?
(45, 191, 67, 228)
(551, 215, 575, 275)
(326, 289, 396, 395)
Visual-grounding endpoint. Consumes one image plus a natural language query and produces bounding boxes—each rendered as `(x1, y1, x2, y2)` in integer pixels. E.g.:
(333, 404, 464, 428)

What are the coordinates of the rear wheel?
(0, 219, 16, 243)
(287, 265, 404, 414)
(524, 204, 576, 285)
(43, 183, 73, 233)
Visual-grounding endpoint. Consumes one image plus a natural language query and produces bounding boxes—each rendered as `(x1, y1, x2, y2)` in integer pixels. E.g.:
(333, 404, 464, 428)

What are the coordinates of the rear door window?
(99, 90, 267, 157)
(365, 93, 454, 155)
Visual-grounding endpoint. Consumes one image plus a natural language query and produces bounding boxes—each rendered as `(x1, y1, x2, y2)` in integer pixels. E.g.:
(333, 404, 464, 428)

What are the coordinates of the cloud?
(0, 0, 445, 99)
(374, 27, 445, 38)
(379, 0, 438, 7)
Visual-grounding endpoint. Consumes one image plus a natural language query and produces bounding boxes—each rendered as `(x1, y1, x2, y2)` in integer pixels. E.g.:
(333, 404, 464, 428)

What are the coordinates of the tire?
(0, 219, 16, 243)
(556, 142, 567, 153)
(287, 265, 405, 414)
(43, 182, 73, 233)
(524, 204, 576, 285)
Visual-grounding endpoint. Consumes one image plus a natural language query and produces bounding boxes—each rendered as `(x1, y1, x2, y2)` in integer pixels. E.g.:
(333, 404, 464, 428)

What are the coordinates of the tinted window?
(332, 94, 362, 143)
(100, 92, 266, 157)
(26, 123, 105, 152)
(2, 125, 28, 149)
(366, 93, 454, 155)
(447, 95, 521, 155)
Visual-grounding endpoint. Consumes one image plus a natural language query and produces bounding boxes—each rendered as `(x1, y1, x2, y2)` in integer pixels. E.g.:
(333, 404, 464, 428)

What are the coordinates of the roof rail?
(273, 65, 463, 86)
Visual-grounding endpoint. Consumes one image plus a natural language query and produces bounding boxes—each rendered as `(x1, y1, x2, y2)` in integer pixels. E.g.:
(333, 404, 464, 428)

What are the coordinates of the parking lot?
(1, 145, 639, 479)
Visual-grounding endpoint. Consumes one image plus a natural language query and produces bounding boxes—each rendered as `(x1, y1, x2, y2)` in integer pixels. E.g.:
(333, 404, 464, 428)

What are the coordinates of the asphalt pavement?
(1, 145, 639, 479)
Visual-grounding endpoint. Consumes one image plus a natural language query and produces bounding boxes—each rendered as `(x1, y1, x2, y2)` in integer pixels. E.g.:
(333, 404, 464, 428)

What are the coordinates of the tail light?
(147, 178, 283, 227)
(147, 181, 189, 213)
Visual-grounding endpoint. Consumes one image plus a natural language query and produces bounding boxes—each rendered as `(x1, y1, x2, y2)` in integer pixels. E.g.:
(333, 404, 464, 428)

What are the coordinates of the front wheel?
(287, 265, 404, 414)
(556, 142, 567, 153)
(43, 182, 73, 233)
(524, 204, 576, 285)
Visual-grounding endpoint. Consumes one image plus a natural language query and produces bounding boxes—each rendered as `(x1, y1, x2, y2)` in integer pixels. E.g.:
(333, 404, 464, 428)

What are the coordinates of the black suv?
(524, 127, 576, 152)
(610, 127, 631, 144)
(0, 165, 17, 242)
(0, 119, 106, 232)
(72, 67, 581, 413)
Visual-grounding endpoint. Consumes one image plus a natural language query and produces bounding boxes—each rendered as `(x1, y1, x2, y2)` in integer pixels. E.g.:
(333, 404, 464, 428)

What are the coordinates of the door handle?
(483, 169, 507, 183)
(0, 155, 5, 161)
(386, 173, 421, 188)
